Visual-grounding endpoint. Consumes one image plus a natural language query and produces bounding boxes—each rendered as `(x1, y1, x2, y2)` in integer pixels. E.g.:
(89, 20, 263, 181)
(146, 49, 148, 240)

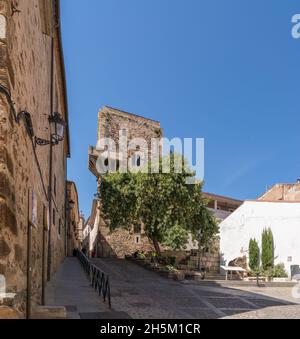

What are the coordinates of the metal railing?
(76, 250, 111, 308)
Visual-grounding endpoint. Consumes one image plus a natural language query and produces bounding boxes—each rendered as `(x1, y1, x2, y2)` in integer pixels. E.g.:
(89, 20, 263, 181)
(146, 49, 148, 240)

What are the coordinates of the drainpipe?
(26, 190, 32, 319)
(46, 4, 55, 282)
(41, 206, 47, 305)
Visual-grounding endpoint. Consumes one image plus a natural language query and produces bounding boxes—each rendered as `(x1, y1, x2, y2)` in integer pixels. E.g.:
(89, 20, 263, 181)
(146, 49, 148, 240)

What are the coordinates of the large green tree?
(100, 154, 218, 255)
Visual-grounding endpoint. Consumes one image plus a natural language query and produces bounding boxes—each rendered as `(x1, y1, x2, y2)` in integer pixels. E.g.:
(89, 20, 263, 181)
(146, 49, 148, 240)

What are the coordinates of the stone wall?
(98, 106, 162, 168)
(66, 181, 80, 256)
(97, 213, 154, 258)
(0, 0, 69, 313)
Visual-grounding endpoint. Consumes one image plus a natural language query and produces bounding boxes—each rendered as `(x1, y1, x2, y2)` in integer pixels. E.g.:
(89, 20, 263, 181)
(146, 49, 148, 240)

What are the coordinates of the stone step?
(32, 306, 67, 319)
(0, 306, 22, 319)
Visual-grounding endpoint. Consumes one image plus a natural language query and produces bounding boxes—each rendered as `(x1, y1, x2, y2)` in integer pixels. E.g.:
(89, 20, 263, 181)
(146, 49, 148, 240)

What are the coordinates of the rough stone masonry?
(0, 0, 70, 315)
(87, 106, 163, 258)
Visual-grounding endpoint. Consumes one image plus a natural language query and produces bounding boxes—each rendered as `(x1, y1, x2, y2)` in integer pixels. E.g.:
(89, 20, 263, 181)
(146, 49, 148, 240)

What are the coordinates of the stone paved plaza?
(92, 258, 300, 319)
(46, 257, 300, 319)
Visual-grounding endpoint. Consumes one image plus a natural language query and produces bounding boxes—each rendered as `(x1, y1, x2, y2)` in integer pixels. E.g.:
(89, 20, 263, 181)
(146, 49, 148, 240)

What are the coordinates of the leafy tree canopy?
(100, 154, 218, 253)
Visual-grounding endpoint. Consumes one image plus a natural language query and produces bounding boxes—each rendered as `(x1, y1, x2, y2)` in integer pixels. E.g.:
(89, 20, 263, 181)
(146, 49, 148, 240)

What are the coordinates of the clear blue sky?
(61, 0, 300, 217)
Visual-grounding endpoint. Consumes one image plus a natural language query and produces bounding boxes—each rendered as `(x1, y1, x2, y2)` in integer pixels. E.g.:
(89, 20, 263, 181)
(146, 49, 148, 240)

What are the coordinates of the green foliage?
(261, 228, 274, 270)
(162, 224, 189, 251)
(189, 190, 219, 251)
(168, 256, 176, 266)
(100, 172, 138, 231)
(100, 153, 218, 254)
(138, 251, 146, 259)
(264, 263, 288, 279)
(249, 238, 260, 271)
(165, 265, 177, 273)
(248, 231, 286, 279)
(272, 263, 288, 278)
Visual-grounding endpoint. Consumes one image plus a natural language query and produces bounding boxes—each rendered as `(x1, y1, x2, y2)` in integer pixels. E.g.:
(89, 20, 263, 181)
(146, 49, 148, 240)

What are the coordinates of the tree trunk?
(198, 240, 201, 271)
(152, 238, 161, 255)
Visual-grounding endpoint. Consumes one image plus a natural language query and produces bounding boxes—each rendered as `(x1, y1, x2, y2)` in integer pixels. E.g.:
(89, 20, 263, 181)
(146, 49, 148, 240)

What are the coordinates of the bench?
(221, 266, 247, 280)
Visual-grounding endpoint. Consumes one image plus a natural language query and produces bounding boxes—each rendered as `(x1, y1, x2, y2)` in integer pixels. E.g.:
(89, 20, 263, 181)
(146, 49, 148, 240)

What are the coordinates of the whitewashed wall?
(220, 201, 300, 277)
(88, 210, 100, 253)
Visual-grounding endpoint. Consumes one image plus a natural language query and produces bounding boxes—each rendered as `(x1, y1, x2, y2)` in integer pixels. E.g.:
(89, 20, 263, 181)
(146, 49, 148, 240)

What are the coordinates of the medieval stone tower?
(88, 106, 163, 258)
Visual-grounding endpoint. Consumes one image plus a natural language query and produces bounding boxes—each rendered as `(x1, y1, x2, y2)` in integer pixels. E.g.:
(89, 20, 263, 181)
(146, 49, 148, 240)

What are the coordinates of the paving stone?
(80, 312, 132, 319)
(173, 297, 208, 308)
(65, 305, 78, 312)
(205, 297, 256, 309)
(47, 258, 300, 319)
(245, 298, 288, 308)
(46, 258, 110, 319)
(179, 309, 218, 319)
(221, 309, 255, 316)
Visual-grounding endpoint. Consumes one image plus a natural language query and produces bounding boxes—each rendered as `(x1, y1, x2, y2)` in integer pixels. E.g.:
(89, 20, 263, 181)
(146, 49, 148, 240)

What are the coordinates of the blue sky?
(61, 0, 300, 217)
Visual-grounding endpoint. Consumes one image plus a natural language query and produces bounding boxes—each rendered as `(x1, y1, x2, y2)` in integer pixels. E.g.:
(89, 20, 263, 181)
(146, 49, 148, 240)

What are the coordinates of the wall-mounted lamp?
(36, 112, 66, 146)
(17, 111, 66, 147)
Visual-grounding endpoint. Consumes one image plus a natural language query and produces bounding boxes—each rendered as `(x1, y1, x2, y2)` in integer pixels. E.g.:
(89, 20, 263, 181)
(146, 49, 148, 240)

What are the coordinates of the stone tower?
(88, 106, 163, 257)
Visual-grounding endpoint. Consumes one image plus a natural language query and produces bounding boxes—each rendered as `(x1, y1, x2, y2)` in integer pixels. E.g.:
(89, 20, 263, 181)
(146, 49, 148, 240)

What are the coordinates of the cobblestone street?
(92, 258, 300, 319)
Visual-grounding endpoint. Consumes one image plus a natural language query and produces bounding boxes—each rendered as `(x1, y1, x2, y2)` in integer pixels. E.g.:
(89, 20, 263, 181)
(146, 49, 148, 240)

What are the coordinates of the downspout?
(41, 207, 46, 305)
(26, 190, 32, 319)
(46, 3, 55, 282)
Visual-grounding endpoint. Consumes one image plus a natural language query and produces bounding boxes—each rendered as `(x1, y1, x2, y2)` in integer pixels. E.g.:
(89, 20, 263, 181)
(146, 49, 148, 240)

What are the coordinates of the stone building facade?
(87, 106, 163, 258)
(66, 181, 82, 256)
(0, 0, 70, 316)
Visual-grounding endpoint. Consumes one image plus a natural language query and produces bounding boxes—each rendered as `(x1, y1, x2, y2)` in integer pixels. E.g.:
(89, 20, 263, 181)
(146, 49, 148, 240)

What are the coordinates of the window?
(58, 219, 61, 236)
(135, 235, 141, 244)
(53, 209, 55, 226)
(132, 154, 141, 168)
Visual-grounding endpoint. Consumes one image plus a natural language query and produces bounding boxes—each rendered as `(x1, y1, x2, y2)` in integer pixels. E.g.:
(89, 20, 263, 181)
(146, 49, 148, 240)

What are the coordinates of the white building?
(220, 200, 300, 277)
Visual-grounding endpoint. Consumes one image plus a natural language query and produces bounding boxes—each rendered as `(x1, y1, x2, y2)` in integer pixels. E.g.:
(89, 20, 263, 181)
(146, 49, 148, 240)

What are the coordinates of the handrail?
(76, 250, 111, 308)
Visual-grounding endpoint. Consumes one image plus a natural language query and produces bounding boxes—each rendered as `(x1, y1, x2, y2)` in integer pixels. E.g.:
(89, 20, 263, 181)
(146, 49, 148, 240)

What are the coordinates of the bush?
(249, 238, 260, 271)
(263, 263, 288, 279)
(165, 265, 177, 273)
(272, 263, 288, 278)
(273, 263, 288, 278)
(168, 256, 176, 266)
(138, 251, 146, 259)
(261, 228, 274, 270)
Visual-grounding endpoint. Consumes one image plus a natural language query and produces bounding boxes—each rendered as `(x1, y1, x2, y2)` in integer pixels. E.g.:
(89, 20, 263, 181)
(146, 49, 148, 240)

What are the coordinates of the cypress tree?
(261, 228, 274, 270)
(249, 238, 260, 271)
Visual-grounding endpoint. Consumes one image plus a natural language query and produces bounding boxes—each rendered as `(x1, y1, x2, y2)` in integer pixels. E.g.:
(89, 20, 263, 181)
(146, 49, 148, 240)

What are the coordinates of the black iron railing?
(76, 250, 111, 308)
